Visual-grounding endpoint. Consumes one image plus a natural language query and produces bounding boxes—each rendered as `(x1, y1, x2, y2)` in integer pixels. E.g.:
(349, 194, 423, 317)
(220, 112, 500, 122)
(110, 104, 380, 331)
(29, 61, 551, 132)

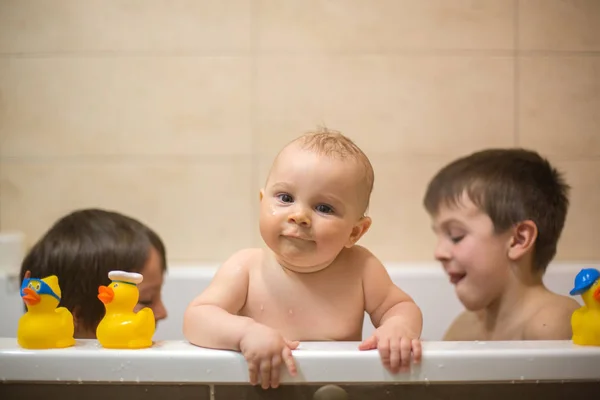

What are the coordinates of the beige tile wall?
(0, 0, 598, 263)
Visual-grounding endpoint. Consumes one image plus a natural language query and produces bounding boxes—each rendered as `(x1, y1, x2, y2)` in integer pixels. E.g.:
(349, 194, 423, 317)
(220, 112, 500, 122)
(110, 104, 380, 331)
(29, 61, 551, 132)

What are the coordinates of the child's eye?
(316, 204, 334, 214)
(276, 193, 293, 203)
(450, 235, 464, 244)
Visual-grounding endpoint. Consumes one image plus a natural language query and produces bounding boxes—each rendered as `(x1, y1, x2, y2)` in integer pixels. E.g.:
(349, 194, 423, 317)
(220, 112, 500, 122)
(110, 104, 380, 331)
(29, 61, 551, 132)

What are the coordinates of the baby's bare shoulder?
(523, 293, 580, 340)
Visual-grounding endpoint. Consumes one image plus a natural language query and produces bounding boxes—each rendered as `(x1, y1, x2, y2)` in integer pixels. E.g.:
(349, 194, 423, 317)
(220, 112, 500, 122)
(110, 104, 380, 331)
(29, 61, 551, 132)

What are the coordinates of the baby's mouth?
(448, 273, 466, 285)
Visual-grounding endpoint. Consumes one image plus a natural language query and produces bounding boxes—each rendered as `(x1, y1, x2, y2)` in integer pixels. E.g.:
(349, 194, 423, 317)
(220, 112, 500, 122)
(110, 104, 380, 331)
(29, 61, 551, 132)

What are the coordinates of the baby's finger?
(377, 337, 391, 369)
(412, 339, 422, 363)
(285, 339, 300, 350)
(359, 335, 378, 350)
(388, 337, 401, 373)
(270, 355, 282, 388)
(282, 346, 297, 376)
(247, 361, 258, 386)
(400, 337, 412, 370)
(259, 360, 271, 389)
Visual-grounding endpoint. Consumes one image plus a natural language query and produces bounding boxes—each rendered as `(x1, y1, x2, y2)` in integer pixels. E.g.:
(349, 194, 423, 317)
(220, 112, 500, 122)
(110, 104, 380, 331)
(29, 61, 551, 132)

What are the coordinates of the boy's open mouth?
(448, 273, 466, 285)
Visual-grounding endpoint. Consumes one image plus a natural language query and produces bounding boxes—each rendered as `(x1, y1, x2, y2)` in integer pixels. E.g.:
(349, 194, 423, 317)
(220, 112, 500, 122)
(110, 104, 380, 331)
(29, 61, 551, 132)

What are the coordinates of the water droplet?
(478, 341, 486, 345)
(135, 377, 140, 383)
(56, 378, 61, 381)
(77, 378, 82, 384)
(520, 376, 524, 381)
(288, 309, 293, 315)
(120, 378, 124, 382)
(260, 304, 264, 311)
(424, 378, 430, 386)
(437, 364, 444, 369)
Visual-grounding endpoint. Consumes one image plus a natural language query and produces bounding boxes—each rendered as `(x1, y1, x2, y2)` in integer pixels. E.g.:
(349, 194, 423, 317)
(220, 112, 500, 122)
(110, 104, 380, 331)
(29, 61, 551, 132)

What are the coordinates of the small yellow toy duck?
(17, 270, 75, 349)
(96, 270, 155, 349)
(570, 267, 600, 346)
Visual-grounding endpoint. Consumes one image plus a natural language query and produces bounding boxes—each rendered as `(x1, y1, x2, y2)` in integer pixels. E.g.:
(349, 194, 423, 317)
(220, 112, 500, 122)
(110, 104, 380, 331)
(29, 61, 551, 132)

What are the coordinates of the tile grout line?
(250, 0, 260, 247)
(513, 0, 520, 147)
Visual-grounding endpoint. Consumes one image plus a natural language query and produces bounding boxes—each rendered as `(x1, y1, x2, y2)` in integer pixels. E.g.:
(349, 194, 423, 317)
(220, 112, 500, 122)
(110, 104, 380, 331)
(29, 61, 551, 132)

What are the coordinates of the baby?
(184, 129, 423, 389)
(423, 148, 580, 341)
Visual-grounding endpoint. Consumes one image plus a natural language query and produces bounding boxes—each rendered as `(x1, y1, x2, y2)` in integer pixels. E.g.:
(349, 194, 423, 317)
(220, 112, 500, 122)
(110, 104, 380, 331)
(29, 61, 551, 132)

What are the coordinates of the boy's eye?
(277, 193, 293, 203)
(450, 235, 464, 244)
(316, 204, 334, 214)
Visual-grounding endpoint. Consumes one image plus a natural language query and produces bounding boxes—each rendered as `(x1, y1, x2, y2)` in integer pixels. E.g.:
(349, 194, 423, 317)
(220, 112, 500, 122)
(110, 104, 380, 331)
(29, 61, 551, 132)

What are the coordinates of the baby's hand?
(358, 318, 422, 374)
(239, 323, 299, 389)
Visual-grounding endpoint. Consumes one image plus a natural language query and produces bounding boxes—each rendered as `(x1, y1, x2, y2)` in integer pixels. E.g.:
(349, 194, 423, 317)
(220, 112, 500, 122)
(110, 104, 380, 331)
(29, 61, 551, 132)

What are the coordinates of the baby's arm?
(359, 248, 423, 372)
(183, 248, 255, 350)
(183, 249, 297, 389)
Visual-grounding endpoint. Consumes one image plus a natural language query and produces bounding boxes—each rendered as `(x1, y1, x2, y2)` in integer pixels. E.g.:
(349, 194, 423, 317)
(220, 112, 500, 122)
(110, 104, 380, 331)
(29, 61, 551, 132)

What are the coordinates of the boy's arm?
(523, 301, 579, 340)
(362, 249, 422, 337)
(183, 249, 256, 351)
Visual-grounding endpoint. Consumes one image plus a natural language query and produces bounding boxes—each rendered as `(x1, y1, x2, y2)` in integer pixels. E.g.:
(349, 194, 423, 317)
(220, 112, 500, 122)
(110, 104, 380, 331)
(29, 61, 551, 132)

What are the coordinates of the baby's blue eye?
(316, 204, 334, 214)
(277, 193, 293, 203)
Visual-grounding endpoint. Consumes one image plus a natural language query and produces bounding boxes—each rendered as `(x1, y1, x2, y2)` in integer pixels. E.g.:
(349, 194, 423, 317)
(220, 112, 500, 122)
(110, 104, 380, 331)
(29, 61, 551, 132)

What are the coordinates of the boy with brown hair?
(424, 148, 580, 341)
(19, 208, 169, 338)
(184, 129, 423, 389)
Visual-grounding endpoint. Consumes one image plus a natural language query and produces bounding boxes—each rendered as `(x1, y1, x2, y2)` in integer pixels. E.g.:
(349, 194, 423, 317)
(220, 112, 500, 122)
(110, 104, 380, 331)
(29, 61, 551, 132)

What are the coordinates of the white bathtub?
(1, 262, 599, 399)
(0, 262, 587, 341)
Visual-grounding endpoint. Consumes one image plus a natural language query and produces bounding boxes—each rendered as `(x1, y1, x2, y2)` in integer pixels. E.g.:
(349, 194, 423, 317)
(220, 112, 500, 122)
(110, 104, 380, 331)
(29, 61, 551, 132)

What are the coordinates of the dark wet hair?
(19, 208, 167, 332)
(423, 148, 570, 272)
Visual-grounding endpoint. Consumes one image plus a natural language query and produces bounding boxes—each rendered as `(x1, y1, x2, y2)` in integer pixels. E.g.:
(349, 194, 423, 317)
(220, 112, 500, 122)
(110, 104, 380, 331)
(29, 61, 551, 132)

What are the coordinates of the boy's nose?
(434, 239, 451, 261)
(288, 208, 311, 227)
(153, 300, 168, 322)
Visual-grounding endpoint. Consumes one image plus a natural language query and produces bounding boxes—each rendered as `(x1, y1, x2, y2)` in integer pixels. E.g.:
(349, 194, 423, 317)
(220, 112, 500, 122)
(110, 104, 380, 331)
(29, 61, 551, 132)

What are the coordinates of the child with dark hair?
(424, 148, 579, 341)
(19, 208, 168, 338)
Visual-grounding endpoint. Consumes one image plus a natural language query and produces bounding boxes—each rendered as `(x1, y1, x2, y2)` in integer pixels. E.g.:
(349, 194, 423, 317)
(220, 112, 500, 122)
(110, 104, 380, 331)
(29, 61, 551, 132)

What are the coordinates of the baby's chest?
(241, 278, 365, 340)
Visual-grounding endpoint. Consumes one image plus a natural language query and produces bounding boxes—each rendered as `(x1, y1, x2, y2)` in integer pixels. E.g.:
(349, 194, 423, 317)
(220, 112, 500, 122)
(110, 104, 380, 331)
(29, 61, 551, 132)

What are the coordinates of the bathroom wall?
(0, 0, 598, 263)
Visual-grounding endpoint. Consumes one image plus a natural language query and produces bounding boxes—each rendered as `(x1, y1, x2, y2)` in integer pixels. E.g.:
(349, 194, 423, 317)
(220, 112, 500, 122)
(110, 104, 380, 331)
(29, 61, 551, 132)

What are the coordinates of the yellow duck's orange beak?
(594, 286, 600, 302)
(22, 287, 40, 306)
(98, 285, 114, 304)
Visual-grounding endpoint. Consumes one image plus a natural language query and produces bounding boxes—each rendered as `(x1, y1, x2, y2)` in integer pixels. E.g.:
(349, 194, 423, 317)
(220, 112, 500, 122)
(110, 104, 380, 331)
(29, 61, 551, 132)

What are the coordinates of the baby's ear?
(507, 220, 537, 261)
(345, 216, 372, 248)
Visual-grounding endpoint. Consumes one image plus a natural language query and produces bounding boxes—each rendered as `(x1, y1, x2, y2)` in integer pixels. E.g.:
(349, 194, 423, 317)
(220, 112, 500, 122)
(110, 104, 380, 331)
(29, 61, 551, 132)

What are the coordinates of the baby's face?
(430, 194, 513, 311)
(259, 145, 368, 272)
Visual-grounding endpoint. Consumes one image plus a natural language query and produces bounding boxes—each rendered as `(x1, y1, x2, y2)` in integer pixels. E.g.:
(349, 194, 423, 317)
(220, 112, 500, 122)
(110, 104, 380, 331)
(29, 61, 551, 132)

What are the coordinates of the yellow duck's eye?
(113, 283, 119, 288)
(28, 282, 35, 290)
(35, 282, 41, 290)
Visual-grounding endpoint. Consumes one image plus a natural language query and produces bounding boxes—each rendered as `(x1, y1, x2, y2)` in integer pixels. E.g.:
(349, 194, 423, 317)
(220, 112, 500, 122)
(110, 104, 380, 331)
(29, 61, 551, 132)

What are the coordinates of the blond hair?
(286, 127, 374, 214)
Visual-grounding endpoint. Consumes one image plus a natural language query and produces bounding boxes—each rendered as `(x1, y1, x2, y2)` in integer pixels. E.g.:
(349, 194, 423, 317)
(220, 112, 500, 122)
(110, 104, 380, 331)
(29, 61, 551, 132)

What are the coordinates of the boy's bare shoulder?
(523, 293, 580, 340)
(443, 311, 483, 341)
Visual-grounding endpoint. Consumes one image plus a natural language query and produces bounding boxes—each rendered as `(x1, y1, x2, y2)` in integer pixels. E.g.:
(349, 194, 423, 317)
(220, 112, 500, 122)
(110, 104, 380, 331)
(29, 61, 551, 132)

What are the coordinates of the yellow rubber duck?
(96, 270, 155, 349)
(570, 267, 600, 346)
(17, 270, 75, 349)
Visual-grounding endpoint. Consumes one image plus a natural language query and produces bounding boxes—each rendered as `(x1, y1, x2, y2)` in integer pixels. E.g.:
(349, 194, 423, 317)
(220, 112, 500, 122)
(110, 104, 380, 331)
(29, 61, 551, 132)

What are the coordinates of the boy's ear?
(259, 189, 264, 202)
(507, 220, 537, 261)
(345, 216, 372, 248)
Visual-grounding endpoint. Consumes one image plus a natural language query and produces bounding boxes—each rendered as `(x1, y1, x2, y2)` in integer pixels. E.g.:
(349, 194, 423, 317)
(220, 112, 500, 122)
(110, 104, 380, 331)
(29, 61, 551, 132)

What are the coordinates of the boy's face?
(259, 145, 370, 273)
(135, 247, 167, 323)
(430, 195, 513, 311)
